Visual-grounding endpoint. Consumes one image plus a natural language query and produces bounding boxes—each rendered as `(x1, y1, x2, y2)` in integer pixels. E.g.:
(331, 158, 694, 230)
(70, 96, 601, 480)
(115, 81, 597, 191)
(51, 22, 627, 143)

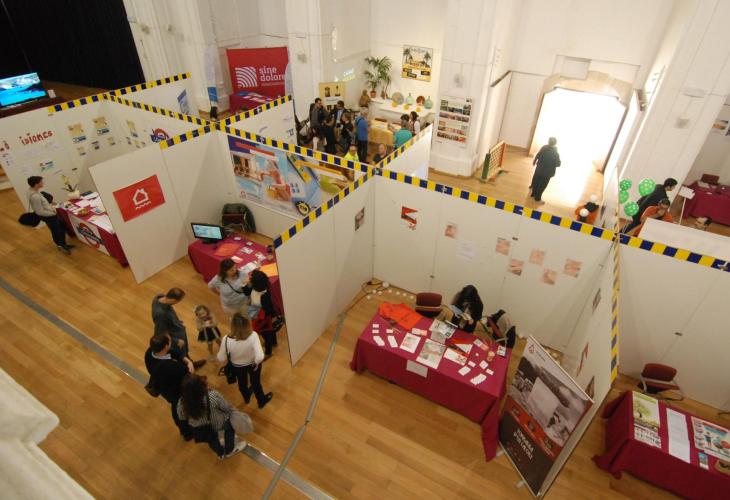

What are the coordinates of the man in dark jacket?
(622, 177, 678, 234)
(151, 288, 205, 369)
(309, 98, 326, 135)
(145, 333, 193, 439)
(530, 137, 561, 202)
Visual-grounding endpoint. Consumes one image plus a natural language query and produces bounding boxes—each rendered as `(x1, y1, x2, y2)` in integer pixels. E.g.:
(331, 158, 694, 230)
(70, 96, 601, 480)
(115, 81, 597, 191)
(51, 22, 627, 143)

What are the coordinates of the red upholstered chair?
(700, 173, 720, 185)
(638, 363, 684, 401)
(415, 293, 442, 318)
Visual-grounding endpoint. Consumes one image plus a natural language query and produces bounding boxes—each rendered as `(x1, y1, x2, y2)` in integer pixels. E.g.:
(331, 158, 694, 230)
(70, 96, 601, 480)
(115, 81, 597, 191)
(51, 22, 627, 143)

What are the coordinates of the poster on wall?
(226, 47, 289, 110)
(227, 135, 354, 218)
(402, 45, 433, 82)
(68, 213, 110, 255)
(93, 117, 110, 136)
(68, 123, 87, 143)
(318, 82, 345, 113)
(177, 89, 190, 115)
(435, 96, 471, 147)
(112, 175, 166, 222)
(499, 336, 592, 497)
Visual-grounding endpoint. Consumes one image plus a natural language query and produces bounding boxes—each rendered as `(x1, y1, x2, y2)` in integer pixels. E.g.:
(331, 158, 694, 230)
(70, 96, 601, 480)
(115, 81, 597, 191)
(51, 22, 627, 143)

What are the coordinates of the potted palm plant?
(363, 56, 392, 99)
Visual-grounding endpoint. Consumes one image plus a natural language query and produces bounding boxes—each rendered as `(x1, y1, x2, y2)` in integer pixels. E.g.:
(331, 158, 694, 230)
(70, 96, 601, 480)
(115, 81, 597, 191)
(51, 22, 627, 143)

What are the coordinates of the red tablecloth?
(187, 236, 283, 314)
(349, 311, 511, 461)
(56, 203, 127, 266)
(593, 391, 730, 499)
(684, 182, 730, 225)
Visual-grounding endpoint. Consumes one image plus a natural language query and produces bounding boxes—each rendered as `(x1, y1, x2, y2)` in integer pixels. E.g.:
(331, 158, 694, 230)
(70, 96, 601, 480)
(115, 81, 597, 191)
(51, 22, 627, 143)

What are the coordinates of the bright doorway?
(531, 88, 625, 206)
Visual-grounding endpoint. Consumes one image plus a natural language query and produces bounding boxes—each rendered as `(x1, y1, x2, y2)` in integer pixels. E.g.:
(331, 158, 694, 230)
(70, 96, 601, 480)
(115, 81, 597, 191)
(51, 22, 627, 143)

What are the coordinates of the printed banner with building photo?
(499, 336, 592, 497)
(227, 135, 355, 218)
(402, 45, 433, 82)
(436, 96, 472, 147)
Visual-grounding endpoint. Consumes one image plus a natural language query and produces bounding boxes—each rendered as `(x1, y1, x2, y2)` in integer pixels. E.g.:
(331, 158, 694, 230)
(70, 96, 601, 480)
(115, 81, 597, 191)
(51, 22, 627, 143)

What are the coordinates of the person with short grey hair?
(530, 137, 561, 202)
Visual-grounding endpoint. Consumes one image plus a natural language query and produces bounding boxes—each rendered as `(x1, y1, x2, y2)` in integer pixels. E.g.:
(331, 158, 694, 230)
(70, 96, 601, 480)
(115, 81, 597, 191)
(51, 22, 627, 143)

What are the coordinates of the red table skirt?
(593, 391, 730, 500)
(56, 207, 128, 266)
(684, 182, 730, 226)
(349, 314, 509, 461)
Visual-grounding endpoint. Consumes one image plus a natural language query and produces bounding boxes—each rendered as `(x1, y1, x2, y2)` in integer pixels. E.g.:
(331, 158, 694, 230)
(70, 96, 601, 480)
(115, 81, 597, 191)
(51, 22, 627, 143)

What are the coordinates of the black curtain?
(0, 0, 144, 89)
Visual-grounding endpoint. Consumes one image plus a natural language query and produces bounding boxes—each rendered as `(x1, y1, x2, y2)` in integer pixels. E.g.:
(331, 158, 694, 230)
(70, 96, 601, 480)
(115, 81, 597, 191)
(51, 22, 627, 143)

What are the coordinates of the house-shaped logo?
(133, 188, 151, 209)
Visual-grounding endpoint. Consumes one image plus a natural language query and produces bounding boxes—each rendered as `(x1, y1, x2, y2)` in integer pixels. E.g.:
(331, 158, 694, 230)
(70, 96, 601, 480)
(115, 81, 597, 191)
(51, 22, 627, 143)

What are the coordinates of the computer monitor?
(0, 73, 47, 108)
(191, 223, 224, 243)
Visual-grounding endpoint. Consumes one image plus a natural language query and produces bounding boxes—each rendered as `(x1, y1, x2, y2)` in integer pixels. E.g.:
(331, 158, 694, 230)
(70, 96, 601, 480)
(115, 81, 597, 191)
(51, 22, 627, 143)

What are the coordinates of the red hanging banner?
(113, 175, 166, 222)
(226, 47, 288, 106)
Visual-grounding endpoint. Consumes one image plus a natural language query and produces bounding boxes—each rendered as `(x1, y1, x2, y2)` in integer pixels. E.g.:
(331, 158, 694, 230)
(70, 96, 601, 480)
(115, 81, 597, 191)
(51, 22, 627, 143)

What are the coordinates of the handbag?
(230, 409, 254, 434)
(18, 212, 41, 227)
(218, 337, 237, 384)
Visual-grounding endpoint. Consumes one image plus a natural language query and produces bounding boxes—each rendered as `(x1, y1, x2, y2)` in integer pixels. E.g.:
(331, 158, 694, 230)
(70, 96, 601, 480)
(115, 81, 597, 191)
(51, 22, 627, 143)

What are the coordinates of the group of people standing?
(145, 260, 280, 459)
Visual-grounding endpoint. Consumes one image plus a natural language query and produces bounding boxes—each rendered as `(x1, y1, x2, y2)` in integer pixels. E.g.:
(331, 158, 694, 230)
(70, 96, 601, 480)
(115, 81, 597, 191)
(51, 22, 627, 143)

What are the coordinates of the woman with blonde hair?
(217, 313, 273, 409)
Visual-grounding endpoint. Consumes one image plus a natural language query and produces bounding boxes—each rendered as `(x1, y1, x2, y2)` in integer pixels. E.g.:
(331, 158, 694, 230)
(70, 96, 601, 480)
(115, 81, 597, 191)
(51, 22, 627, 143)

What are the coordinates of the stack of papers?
(88, 214, 114, 234)
(429, 319, 456, 339)
(400, 333, 421, 353)
(372, 335, 385, 346)
(470, 374, 487, 385)
(443, 348, 467, 365)
(416, 339, 446, 369)
(667, 408, 690, 463)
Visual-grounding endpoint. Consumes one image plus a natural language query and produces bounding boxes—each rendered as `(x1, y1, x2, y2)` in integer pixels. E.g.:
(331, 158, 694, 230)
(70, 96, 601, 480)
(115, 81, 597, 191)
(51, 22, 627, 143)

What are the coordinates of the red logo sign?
(226, 47, 288, 98)
(76, 222, 102, 248)
(113, 175, 165, 222)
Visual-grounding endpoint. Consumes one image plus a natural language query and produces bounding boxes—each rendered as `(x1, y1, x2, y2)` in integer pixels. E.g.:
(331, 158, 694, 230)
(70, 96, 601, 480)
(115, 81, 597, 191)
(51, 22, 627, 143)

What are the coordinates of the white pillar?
(622, 0, 730, 193)
(285, 0, 326, 119)
(429, 0, 498, 177)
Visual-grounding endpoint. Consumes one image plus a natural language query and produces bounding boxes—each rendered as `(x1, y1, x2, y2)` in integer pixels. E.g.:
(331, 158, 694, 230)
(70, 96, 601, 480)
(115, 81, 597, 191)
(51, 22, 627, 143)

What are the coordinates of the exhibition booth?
(3, 71, 730, 496)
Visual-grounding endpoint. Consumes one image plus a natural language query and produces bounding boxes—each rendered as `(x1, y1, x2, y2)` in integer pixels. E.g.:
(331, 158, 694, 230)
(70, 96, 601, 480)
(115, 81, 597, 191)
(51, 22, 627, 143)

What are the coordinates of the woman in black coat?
(451, 285, 484, 333)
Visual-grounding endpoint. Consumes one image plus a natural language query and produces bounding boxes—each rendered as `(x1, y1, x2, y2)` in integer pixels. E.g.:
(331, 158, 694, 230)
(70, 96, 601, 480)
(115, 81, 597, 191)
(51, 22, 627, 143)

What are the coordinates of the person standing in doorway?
(355, 108, 370, 162)
(26, 176, 74, 254)
(530, 137, 561, 202)
(152, 288, 206, 369)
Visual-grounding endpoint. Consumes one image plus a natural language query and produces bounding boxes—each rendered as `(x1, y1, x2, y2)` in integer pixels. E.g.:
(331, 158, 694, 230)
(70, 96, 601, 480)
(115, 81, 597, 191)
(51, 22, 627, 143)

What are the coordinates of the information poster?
(499, 336, 592, 497)
(227, 135, 354, 218)
(402, 45, 433, 82)
(318, 82, 345, 113)
(691, 417, 730, 461)
(436, 96, 471, 147)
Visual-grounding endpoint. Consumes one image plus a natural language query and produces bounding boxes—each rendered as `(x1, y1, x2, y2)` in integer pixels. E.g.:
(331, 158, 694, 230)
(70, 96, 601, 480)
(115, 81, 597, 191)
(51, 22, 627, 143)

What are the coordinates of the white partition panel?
(431, 193, 523, 312)
(277, 209, 339, 365)
(106, 100, 200, 149)
(89, 146, 187, 283)
(382, 127, 433, 178)
(373, 176, 443, 292)
(229, 100, 296, 142)
(333, 179, 375, 311)
(500, 219, 612, 348)
(122, 79, 198, 116)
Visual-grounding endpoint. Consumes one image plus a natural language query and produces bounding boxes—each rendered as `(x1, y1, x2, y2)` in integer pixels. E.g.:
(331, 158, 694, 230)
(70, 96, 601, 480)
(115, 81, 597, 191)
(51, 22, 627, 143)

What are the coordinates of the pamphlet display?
(499, 336, 592, 497)
(435, 96, 472, 146)
(692, 417, 730, 462)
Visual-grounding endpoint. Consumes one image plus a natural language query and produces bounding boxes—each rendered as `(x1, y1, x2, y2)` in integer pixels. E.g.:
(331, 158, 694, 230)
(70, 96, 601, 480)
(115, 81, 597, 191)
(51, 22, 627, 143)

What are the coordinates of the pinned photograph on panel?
(529, 248, 546, 266)
(508, 258, 523, 276)
(38, 159, 55, 173)
(76, 145, 86, 157)
(592, 288, 602, 313)
(541, 268, 557, 285)
(354, 207, 365, 231)
(712, 119, 729, 133)
(401, 206, 418, 230)
(444, 222, 458, 239)
(107, 136, 116, 146)
(91, 140, 100, 151)
(457, 240, 476, 261)
(93, 116, 110, 135)
(563, 258, 582, 278)
(126, 120, 139, 138)
(495, 237, 510, 256)
(68, 123, 87, 143)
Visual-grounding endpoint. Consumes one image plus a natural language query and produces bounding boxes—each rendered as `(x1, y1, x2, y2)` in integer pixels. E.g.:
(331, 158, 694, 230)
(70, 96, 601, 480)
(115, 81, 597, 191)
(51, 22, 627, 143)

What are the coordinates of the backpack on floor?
(222, 203, 256, 234)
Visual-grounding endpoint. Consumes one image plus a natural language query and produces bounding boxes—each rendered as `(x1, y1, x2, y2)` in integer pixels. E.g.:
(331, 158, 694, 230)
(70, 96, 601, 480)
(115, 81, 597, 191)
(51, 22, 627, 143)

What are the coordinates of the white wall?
(476, 72, 512, 163)
(686, 103, 730, 184)
(89, 146, 188, 283)
(228, 100, 296, 142)
(619, 244, 730, 408)
(106, 100, 200, 146)
(382, 128, 432, 178)
(369, 0, 446, 104)
(501, 73, 544, 148)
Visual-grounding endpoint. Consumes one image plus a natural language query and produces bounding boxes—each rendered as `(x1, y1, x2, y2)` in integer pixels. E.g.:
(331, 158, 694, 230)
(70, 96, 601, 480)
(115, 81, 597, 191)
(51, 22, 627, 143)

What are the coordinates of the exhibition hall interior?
(2, 0, 730, 498)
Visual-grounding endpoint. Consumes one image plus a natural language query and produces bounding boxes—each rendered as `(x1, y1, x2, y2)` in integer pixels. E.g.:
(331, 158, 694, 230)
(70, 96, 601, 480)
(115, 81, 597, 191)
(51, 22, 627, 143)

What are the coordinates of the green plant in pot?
(363, 56, 392, 99)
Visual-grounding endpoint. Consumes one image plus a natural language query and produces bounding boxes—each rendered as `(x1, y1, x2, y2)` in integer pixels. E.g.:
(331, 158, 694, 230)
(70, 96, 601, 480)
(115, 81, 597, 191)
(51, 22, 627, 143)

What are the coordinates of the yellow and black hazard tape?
(158, 125, 213, 150)
(375, 126, 430, 168)
(108, 72, 190, 97)
(221, 124, 372, 174)
(610, 212, 621, 383)
(106, 94, 213, 128)
(222, 95, 291, 126)
(273, 169, 375, 249)
(47, 92, 108, 113)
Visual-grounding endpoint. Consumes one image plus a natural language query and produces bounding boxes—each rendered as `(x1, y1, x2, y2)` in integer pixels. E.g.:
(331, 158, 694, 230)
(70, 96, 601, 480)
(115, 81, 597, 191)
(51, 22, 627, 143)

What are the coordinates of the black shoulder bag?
(218, 337, 237, 384)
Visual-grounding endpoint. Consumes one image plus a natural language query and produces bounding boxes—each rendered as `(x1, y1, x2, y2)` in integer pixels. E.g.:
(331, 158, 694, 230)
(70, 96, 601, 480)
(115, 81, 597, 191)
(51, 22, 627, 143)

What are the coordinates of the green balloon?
(624, 201, 639, 217)
(638, 178, 656, 196)
(619, 179, 632, 191)
(619, 190, 629, 204)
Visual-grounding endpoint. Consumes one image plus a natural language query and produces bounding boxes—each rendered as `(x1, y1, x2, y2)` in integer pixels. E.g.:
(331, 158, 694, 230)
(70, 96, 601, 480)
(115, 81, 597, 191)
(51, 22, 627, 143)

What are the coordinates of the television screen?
(0, 73, 47, 108)
(191, 223, 224, 241)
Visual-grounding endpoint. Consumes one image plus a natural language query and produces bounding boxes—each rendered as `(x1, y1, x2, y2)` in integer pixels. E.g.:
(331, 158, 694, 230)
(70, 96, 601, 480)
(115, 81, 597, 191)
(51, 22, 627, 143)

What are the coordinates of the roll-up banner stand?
(226, 47, 289, 111)
(499, 336, 593, 497)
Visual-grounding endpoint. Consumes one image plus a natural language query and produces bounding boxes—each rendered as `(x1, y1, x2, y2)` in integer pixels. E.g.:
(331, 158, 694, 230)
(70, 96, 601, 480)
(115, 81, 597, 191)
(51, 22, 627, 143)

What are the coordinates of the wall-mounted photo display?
(436, 96, 471, 147)
(402, 45, 433, 82)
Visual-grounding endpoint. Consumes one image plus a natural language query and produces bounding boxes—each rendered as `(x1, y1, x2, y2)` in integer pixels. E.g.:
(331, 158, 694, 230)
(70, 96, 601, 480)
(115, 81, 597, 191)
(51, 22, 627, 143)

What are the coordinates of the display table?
(368, 97, 435, 123)
(684, 182, 730, 226)
(56, 193, 127, 266)
(229, 90, 273, 113)
(187, 235, 283, 314)
(593, 391, 730, 500)
(349, 307, 511, 461)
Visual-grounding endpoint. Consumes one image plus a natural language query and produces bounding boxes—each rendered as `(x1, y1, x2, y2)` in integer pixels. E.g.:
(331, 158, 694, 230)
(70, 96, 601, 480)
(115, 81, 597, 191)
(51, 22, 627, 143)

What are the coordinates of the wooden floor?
(2, 187, 729, 500)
